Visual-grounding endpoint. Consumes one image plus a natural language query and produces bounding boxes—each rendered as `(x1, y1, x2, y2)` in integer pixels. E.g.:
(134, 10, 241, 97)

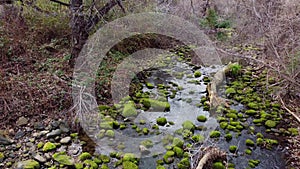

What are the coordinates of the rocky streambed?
(0, 47, 299, 169)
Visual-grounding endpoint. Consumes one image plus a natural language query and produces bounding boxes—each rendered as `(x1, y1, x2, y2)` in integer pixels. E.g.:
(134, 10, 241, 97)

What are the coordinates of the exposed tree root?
(192, 146, 227, 169)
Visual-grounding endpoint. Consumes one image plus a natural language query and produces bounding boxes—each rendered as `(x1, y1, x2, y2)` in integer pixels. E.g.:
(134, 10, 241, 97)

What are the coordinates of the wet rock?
(16, 159, 40, 169)
(46, 129, 62, 138)
(14, 130, 25, 139)
(16, 117, 28, 126)
(59, 122, 70, 133)
(34, 122, 45, 130)
(60, 136, 71, 144)
(139, 145, 150, 155)
(34, 153, 46, 163)
(0, 134, 13, 145)
(52, 152, 74, 165)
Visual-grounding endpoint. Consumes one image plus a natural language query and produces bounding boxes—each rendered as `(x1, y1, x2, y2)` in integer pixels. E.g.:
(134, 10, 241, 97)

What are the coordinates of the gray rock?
(68, 143, 82, 156)
(25, 142, 34, 147)
(16, 159, 40, 169)
(0, 134, 13, 145)
(34, 122, 45, 130)
(50, 121, 60, 129)
(34, 154, 47, 163)
(16, 117, 28, 126)
(59, 122, 70, 133)
(60, 136, 71, 144)
(14, 130, 25, 139)
(46, 129, 62, 138)
(40, 130, 49, 136)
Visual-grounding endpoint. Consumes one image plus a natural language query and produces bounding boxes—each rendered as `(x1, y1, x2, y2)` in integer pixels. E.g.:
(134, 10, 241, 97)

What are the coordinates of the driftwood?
(193, 146, 226, 169)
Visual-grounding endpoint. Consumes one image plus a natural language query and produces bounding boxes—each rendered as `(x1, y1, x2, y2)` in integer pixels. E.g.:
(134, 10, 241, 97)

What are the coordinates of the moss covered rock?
(123, 161, 138, 169)
(229, 145, 237, 153)
(246, 139, 255, 146)
(105, 130, 115, 138)
(83, 159, 98, 169)
(156, 117, 167, 126)
(16, 160, 40, 169)
(79, 152, 92, 161)
(52, 152, 74, 165)
(163, 151, 175, 164)
(182, 120, 195, 131)
(194, 71, 202, 78)
(42, 142, 56, 152)
(100, 154, 110, 163)
(264, 120, 277, 128)
(172, 137, 184, 148)
(141, 98, 170, 111)
(122, 102, 138, 117)
(177, 158, 190, 169)
(210, 131, 221, 138)
(213, 162, 226, 169)
(225, 133, 232, 141)
(197, 115, 207, 122)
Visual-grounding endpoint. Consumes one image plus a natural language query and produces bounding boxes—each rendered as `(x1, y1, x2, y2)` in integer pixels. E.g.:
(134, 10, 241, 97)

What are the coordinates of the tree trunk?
(70, 0, 89, 67)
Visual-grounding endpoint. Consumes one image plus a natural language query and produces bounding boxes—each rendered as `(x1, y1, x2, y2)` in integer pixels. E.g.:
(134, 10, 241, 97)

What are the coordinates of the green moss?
(246, 139, 255, 146)
(105, 130, 115, 138)
(37, 142, 44, 149)
(248, 159, 260, 168)
(288, 128, 299, 136)
(122, 102, 138, 117)
(264, 120, 277, 128)
(100, 154, 110, 163)
(225, 133, 232, 141)
(177, 158, 190, 169)
(172, 137, 184, 148)
(75, 163, 84, 169)
(225, 88, 236, 95)
(163, 151, 175, 164)
(226, 113, 237, 119)
(84, 159, 98, 169)
(173, 146, 184, 157)
(182, 129, 193, 139)
(213, 162, 226, 169)
(220, 122, 228, 129)
(194, 71, 202, 77)
(156, 165, 166, 169)
(141, 98, 170, 111)
(0, 152, 4, 161)
(245, 149, 252, 155)
(182, 120, 195, 131)
(123, 153, 136, 162)
(140, 140, 154, 148)
(146, 82, 155, 89)
(227, 125, 236, 131)
(247, 102, 259, 110)
(18, 160, 40, 169)
(93, 158, 102, 164)
(52, 152, 74, 165)
(142, 128, 149, 135)
(79, 152, 92, 161)
(42, 142, 56, 152)
(210, 131, 221, 138)
(229, 145, 237, 153)
(156, 117, 167, 126)
(123, 161, 138, 169)
(245, 110, 257, 115)
(192, 134, 204, 142)
(256, 132, 264, 138)
(197, 115, 207, 122)
(100, 164, 109, 169)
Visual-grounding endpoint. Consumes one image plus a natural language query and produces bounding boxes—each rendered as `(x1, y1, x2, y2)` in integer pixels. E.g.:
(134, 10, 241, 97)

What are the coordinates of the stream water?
(94, 56, 286, 168)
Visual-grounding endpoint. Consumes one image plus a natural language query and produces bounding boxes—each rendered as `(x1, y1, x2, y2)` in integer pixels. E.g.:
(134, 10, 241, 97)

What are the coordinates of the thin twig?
(279, 96, 300, 124)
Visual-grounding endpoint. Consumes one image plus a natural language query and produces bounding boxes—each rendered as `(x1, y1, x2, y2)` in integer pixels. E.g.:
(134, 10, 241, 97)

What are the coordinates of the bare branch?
(49, 0, 70, 7)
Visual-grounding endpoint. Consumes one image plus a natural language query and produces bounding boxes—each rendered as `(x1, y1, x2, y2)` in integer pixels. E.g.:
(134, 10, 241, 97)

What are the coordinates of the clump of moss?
(156, 117, 167, 126)
(140, 140, 153, 148)
(246, 139, 255, 146)
(177, 158, 190, 169)
(194, 71, 202, 78)
(245, 149, 252, 155)
(264, 120, 277, 128)
(79, 152, 92, 161)
(225, 133, 232, 141)
(163, 151, 175, 164)
(210, 130, 221, 138)
(43, 142, 56, 152)
(182, 120, 195, 131)
(197, 115, 207, 122)
(212, 162, 226, 169)
(248, 159, 260, 168)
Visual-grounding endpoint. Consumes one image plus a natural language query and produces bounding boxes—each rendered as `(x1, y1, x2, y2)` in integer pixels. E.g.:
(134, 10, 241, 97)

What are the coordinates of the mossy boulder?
(248, 159, 260, 168)
(123, 153, 137, 162)
(225, 88, 236, 95)
(42, 142, 56, 152)
(197, 115, 207, 122)
(141, 98, 170, 111)
(75, 163, 84, 169)
(177, 158, 190, 169)
(123, 161, 138, 169)
(210, 131, 221, 138)
(220, 122, 228, 129)
(16, 160, 40, 169)
(105, 130, 115, 138)
(182, 120, 195, 131)
(194, 71, 202, 78)
(229, 145, 237, 153)
(83, 160, 98, 169)
(245, 149, 252, 155)
(172, 137, 184, 148)
(142, 128, 149, 135)
(245, 110, 257, 115)
(163, 151, 175, 164)
(256, 138, 264, 145)
(122, 102, 138, 117)
(156, 117, 167, 126)
(52, 152, 74, 165)
(100, 155, 110, 163)
(191, 134, 204, 142)
(140, 139, 153, 148)
(173, 146, 184, 157)
(264, 120, 277, 128)
(288, 128, 299, 136)
(156, 165, 166, 169)
(212, 162, 226, 169)
(225, 133, 232, 141)
(79, 152, 92, 161)
(247, 102, 259, 110)
(226, 113, 237, 119)
(246, 139, 255, 146)
(146, 82, 155, 89)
